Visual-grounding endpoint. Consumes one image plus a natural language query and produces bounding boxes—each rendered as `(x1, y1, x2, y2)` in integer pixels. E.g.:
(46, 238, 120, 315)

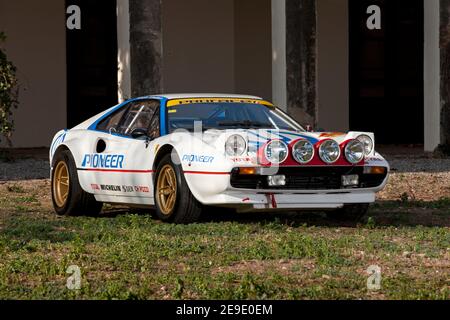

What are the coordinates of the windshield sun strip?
(166, 98, 274, 108)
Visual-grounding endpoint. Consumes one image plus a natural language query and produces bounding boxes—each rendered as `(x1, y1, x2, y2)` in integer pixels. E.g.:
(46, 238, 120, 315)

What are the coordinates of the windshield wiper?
(217, 120, 272, 128)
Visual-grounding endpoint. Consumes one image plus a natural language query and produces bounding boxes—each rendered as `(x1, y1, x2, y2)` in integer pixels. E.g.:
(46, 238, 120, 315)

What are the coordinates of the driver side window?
(117, 101, 157, 136)
(96, 100, 160, 138)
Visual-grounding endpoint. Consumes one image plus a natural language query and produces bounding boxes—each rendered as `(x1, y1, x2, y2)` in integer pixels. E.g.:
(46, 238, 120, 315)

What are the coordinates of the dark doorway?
(66, 0, 118, 128)
(349, 0, 424, 144)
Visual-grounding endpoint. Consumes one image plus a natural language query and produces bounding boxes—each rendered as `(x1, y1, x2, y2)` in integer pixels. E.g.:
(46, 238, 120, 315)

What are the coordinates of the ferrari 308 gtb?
(50, 94, 389, 223)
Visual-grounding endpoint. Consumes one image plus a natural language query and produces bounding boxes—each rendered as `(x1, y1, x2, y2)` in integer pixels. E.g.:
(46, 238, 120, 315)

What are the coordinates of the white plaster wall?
(162, 0, 235, 93)
(316, 0, 349, 132)
(234, 0, 272, 100)
(0, 0, 67, 147)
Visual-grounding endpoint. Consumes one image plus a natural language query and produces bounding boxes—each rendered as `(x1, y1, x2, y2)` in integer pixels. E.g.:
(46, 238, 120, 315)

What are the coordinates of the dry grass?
(0, 173, 448, 300)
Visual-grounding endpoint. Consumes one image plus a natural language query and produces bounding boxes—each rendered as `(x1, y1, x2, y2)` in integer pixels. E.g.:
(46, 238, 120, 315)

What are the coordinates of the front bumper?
(183, 165, 389, 211)
(195, 190, 376, 212)
(230, 166, 388, 190)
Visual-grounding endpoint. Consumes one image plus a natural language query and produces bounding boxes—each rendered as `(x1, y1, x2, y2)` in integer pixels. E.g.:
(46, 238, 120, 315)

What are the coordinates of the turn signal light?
(364, 166, 387, 175)
(239, 167, 257, 175)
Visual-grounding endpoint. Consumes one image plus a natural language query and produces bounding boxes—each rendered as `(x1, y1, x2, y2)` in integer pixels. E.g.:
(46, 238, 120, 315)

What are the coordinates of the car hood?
(202, 129, 365, 145)
(191, 128, 375, 157)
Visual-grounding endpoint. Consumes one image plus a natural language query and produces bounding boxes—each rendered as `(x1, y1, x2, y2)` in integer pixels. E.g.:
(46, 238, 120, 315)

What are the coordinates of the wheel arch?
(51, 144, 96, 197)
(153, 144, 176, 172)
(51, 144, 71, 167)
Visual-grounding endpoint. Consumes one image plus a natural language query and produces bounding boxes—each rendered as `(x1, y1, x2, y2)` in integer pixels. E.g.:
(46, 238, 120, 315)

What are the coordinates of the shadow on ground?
(100, 200, 450, 228)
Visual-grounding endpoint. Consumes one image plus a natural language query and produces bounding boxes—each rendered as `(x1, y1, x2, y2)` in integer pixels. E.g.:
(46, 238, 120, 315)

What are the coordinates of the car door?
(81, 99, 161, 203)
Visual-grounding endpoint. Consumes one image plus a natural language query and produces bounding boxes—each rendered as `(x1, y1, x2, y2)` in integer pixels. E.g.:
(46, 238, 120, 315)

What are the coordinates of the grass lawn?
(0, 179, 448, 300)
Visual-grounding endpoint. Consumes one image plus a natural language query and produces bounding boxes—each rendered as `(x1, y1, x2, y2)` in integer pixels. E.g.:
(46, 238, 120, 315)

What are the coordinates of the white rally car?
(50, 94, 389, 223)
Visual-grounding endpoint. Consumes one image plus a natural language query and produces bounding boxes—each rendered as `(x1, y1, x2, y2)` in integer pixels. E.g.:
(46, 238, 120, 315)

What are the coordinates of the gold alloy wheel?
(156, 164, 177, 215)
(53, 161, 70, 208)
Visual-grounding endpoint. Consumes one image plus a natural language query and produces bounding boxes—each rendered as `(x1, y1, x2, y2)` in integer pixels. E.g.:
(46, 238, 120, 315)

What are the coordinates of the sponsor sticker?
(100, 185, 121, 192)
(90, 183, 150, 193)
(182, 154, 214, 164)
(91, 184, 100, 191)
(167, 98, 274, 107)
(134, 186, 150, 193)
(121, 185, 150, 193)
(82, 154, 125, 169)
(319, 132, 345, 138)
(230, 157, 253, 163)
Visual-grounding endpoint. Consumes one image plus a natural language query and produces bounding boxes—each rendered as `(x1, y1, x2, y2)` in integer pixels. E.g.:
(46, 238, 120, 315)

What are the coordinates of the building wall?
(162, 0, 272, 99)
(162, 0, 235, 93)
(234, 0, 272, 100)
(316, 0, 349, 132)
(0, 0, 66, 148)
(0, 0, 442, 150)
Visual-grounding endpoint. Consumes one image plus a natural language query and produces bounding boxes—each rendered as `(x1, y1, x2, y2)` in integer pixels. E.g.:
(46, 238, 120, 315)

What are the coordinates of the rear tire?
(154, 154, 202, 223)
(326, 204, 369, 222)
(51, 150, 103, 216)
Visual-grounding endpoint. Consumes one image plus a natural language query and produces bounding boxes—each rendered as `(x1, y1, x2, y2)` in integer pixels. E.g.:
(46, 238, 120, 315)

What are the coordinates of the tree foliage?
(0, 31, 19, 146)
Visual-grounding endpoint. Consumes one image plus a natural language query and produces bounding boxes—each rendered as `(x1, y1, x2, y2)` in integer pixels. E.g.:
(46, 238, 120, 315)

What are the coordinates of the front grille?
(230, 167, 387, 190)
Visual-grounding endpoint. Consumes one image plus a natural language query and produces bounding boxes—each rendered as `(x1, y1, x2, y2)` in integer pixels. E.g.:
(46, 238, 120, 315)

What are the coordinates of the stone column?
(440, 0, 450, 149)
(424, 0, 441, 152)
(117, 0, 131, 102)
(286, 0, 318, 127)
(129, 0, 163, 96)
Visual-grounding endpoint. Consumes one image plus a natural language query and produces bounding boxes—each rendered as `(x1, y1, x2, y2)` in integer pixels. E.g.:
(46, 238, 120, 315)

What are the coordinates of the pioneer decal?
(81, 154, 125, 169)
(182, 154, 215, 164)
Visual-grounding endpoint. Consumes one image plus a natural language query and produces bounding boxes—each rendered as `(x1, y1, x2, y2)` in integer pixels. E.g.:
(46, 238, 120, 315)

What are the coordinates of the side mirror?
(131, 128, 148, 139)
(305, 125, 325, 132)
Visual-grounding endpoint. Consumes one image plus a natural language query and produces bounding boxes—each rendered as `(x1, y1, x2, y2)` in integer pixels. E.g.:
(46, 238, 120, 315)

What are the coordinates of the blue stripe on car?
(50, 130, 67, 156)
(158, 97, 168, 136)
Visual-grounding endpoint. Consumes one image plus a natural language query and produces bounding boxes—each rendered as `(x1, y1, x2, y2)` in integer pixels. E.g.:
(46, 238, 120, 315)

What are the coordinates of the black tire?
(51, 150, 103, 216)
(326, 204, 369, 222)
(154, 154, 202, 223)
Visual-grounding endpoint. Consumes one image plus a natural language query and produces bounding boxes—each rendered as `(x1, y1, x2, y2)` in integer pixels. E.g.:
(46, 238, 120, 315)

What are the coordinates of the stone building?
(0, 0, 449, 151)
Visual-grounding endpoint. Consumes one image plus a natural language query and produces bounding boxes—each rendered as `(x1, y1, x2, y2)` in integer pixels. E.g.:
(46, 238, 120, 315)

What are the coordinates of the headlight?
(225, 135, 247, 156)
(344, 140, 365, 164)
(357, 135, 374, 156)
(265, 140, 288, 164)
(319, 140, 341, 164)
(292, 140, 314, 164)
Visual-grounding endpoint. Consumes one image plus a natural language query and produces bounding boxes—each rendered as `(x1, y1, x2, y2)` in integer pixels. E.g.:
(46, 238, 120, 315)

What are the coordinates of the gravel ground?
(0, 159, 50, 181)
(0, 156, 449, 181)
(387, 157, 450, 173)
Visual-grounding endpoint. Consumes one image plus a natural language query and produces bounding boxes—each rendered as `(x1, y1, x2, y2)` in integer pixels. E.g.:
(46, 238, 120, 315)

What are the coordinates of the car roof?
(146, 93, 264, 100)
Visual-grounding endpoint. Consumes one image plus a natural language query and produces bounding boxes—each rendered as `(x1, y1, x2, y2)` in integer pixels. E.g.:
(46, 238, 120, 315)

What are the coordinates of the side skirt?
(94, 195, 155, 206)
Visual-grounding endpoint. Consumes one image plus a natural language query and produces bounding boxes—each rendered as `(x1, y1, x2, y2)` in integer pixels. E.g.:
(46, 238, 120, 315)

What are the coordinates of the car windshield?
(167, 102, 304, 133)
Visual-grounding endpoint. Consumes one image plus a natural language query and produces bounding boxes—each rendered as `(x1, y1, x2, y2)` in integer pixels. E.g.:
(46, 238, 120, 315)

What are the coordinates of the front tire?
(51, 150, 103, 216)
(326, 204, 369, 222)
(154, 154, 202, 223)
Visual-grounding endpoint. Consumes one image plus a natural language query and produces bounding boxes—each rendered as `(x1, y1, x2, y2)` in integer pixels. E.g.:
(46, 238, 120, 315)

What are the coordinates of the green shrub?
(0, 31, 19, 146)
